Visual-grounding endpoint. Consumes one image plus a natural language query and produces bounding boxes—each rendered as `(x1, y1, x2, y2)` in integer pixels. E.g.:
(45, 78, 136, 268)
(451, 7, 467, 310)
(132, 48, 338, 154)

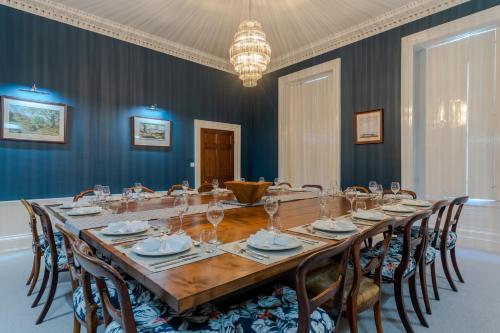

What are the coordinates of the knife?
(149, 253, 199, 266)
(153, 254, 201, 269)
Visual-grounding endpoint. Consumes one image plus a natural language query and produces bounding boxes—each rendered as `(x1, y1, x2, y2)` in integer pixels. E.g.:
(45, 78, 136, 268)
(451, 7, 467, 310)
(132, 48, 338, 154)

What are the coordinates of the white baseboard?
(0, 233, 32, 254)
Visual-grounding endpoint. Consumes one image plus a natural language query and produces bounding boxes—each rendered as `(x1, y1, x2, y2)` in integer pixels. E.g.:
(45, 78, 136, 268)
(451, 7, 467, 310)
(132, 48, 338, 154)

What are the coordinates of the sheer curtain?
(414, 29, 498, 199)
(279, 68, 340, 188)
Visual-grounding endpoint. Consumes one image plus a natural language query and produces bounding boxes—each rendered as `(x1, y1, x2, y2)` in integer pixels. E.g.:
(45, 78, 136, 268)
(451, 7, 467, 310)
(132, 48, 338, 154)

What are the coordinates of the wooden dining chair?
(382, 189, 417, 199)
(197, 182, 214, 193)
(434, 196, 468, 292)
(30, 203, 69, 325)
(306, 219, 395, 333)
(352, 185, 369, 193)
(302, 184, 323, 192)
(167, 184, 193, 195)
(128, 185, 155, 193)
(73, 189, 95, 202)
(278, 182, 292, 188)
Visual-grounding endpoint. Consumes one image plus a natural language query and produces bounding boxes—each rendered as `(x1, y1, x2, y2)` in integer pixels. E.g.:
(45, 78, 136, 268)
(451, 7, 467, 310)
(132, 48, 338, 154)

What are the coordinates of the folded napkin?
(248, 230, 295, 247)
(106, 221, 149, 233)
(313, 218, 357, 232)
(68, 206, 101, 214)
(382, 204, 416, 213)
(353, 210, 387, 220)
(61, 201, 91, 209)
(384, 193, 414, 200)
(138, 235, 192, 253)
(105, 196, 122, 202)
(401, 199, 432, 207)
(289, 187, 306, 192)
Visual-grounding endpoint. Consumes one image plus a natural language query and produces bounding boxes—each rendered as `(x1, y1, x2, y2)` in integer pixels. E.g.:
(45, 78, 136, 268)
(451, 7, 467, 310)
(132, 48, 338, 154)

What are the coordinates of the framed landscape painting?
(132, 116, 171, 148)
(0, 96, 67, 143)
(354, 108, 384, 144)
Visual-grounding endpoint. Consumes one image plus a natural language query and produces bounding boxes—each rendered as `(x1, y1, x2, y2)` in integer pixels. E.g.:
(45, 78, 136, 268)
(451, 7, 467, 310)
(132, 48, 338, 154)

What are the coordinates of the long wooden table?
(48, 193, 386, 312)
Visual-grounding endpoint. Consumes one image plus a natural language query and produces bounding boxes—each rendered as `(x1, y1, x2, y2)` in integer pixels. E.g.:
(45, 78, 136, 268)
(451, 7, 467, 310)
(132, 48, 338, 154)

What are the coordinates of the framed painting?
(354, 108, 384, 144)
(0, 96, 67, 143)
(132, 116, 171, 148)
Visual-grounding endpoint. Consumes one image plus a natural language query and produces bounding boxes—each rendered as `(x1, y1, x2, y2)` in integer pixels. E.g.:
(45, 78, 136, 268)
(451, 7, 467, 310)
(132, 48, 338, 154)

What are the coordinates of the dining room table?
(44, 190, 426, 313)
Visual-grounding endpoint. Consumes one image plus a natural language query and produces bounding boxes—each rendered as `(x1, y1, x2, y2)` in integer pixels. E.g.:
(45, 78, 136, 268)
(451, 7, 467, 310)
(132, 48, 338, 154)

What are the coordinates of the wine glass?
(211, 178, 219, 195)
(122, 188, 130, 212)
(318, 190, 329, 220)
(240, 177, 246, 182)
(344, 187, 357, 214)
(355, 200, 367, 212)
(369, 181, 378, 194)
(391, 182, 400, 201)
(102, 186, 111, 201)
(376, 184, 384, 206)
(274, 177, 280, 186)
(174, 196, 189, 234)
(264, 196, 279, 231)
(206, 201, 224, 245)
(182, 180, 190, 193)
(93, 185, 103, 203)
(259, 177, 265, 182)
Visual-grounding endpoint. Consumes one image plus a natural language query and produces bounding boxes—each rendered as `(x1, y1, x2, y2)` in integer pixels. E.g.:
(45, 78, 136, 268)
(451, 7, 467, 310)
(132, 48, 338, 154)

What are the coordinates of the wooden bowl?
(224, 181, 272, 204)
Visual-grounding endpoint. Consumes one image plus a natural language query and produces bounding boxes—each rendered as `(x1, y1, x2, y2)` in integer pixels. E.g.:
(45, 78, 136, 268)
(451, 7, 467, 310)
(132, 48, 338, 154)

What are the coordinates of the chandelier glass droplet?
(229, 20, 271, 87)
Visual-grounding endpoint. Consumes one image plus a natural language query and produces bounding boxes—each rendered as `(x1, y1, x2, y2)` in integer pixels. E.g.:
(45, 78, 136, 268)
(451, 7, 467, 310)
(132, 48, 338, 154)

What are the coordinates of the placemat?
(288, 223, 365, 240)
(218, 234, 326, 265)
(88, 227, 165, 245)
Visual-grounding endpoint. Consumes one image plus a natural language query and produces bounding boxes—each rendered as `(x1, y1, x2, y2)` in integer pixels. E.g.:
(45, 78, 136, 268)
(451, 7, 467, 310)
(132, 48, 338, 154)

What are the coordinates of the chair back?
(295, 239, 352, 333)
(352, 186, 369, 193)
(73, 189, 95, 202)
(428, 200, 449, 248)
(129, 185, 154, 194)
(72, 239, 136, 333)
(382, 189, 417, 199)
(197, 182, 214, 193)
(21, 199, 42, 253)
(31, 203, 59, 272)
(302, 184, 323, 192)
(440, 196, 468, 250)
(54, 224, 80, 290)
(167, 184, 192, 195)
(278, 182, 292, 188)
(396, 211, 432, 280)
(350, 219, 395, 293)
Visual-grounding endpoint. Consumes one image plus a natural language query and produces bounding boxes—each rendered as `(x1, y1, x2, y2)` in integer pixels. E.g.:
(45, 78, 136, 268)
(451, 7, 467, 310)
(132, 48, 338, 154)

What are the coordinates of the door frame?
(194, 119, 241, 188)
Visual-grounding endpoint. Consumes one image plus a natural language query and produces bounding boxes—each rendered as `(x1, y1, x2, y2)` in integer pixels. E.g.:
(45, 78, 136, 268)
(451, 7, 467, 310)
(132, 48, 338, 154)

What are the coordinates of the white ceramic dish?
(401, 199, 432, 207)
(66, 207, 102, 216)
(312, 219, 358, 233)
(352, 210, 387, 221)
(381, 205, 416, 213)
(100, 226, 149, 236)
(132, 242, 191, 257)
(247, 236, 302, 251)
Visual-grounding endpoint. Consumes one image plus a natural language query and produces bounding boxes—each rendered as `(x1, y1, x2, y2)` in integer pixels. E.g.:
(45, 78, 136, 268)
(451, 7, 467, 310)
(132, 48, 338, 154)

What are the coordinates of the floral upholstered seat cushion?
(33, 231, 63, 252)
(105, 285, 336, 333)
(43, 243, 69, 271)
(360, 238, 417, 282)
(411, 226, 457, 250)
(73, 279, 154, 322)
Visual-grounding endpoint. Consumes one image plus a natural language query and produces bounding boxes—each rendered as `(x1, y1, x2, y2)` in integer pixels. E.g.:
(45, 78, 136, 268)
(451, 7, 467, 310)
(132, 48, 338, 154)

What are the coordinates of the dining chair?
(352, 186, 369, 193)
(382, 189, 417, 199)
(73, 189, 95, 202)
(197, 182, 214, 193)
(433, 196, 468, 292)
(362, 211, 432, 333)
(30, 202, 69, 325)
(302, 184, 323, 192)
(306, 219, 395, 333)
(167, 184, 193, 195)
(278, 182, 292, 188)
(72, 237, 351, 333)
(128, 185, 155, 193)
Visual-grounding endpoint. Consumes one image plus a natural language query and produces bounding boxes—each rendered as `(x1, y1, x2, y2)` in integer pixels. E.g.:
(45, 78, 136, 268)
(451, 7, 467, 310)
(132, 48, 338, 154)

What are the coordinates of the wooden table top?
(48, 192, 387, 312)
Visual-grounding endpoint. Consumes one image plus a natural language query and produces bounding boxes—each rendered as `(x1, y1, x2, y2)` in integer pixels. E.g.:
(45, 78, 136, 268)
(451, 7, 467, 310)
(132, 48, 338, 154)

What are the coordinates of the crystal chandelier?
(229, 2, 271, 87)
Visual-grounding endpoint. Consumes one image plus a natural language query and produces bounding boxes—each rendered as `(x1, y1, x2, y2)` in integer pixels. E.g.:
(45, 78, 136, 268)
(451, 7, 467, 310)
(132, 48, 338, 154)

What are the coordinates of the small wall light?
(147, 104, 158, 111)
(18, 83, 50, 95)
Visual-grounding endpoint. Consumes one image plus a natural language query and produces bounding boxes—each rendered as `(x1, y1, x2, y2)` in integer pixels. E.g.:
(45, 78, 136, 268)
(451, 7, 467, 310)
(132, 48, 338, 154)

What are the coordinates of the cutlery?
(305, 227, 343, 239)
(294, 236, 319, 244)
(244, 247, 270, 259)
(154, 254, 201, 269)
(238, 248, 265, 260)
(149, 253, 198, 267)
(110, 233, 160, 244)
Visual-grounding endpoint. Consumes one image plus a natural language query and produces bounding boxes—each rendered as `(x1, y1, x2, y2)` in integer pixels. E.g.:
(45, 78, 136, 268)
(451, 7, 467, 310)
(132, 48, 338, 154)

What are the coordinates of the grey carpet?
(1, 248, 499, 332)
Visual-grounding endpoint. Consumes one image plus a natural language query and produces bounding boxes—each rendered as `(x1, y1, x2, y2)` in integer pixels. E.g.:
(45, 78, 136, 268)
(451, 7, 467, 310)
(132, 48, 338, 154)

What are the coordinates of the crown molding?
(0, 0, 234, 73)
(267, 0, 469, 72)
(1, 0, 468, 76)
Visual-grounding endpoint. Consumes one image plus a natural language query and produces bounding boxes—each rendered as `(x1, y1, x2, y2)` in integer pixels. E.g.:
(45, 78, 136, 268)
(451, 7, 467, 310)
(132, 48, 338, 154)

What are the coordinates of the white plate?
(59, 202, 91, 209)
(401, 199, 432, 207)
(289, 188, 306, 192)
(381, 205, 416, 213)
(247, 236, 302, 251)
(352, 210, 387, 221)
(100, 226, 149, 236)
(132, 242, 191, 257)
(66, 207, 102, 216)
(312, 219, 358, 233)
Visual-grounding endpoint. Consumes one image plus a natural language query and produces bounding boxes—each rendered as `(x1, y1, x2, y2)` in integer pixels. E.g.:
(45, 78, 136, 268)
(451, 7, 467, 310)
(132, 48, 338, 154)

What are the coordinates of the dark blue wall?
(0, 5, 253, 200)
(250, 0, 500, 189)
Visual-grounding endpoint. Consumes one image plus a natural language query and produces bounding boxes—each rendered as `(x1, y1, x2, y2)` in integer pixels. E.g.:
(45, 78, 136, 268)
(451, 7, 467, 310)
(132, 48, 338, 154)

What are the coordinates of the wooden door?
(200, 128, 234, 187)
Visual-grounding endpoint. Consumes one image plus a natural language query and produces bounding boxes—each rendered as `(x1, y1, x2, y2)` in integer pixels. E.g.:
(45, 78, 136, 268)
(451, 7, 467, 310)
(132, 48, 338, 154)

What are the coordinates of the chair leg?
(35, 269, 58, 324)
(32, 268, 49, 308)
(409, 275, 428, 328)
(419, 261, 432, 315)
(374, 299, 384, 333)
(26, 256, 35, 286)
(73, 315, 81, 333)
(27, 252, 42, 296)
(346, 298, 358, 333)
(394, 279, 414, 333)
(450, 248, 465, 283)
(441, 250, 458, 292)
(430, 261, 440, 301)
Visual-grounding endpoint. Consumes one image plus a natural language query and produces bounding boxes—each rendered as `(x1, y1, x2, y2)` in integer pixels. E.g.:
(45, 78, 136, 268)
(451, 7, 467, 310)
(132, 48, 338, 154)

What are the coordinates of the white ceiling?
(3, 0, 467, 73)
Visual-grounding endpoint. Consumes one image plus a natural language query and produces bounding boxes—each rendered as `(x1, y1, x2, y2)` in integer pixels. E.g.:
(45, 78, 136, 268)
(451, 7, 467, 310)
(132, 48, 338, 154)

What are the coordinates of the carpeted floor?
(1, 247, 499, 333)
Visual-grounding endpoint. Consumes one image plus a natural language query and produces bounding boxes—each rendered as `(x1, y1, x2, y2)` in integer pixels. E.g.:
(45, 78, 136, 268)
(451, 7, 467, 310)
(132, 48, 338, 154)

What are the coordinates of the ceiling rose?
(229, 8, 271, 87)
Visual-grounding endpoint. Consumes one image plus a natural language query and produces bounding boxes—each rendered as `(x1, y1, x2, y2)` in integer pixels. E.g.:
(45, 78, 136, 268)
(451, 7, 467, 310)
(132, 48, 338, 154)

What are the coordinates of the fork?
(238, 248, 265, 260)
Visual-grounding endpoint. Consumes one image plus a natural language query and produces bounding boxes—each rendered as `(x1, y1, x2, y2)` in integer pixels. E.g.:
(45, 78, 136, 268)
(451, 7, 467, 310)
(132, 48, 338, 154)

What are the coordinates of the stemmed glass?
(102, 186, 111, 200)
(344, 187, 357, 215)
(369, 181, 378, 194)
(376, 184, 384, 206)
(206, 201, 224, 245)
(122, 188, 130, 212)
(391, 182, 401, 202)
(274, 177, 280, 186)
(174, 196, 189, 234)
(182, 180, 190, 194)
(211, 178, 219, 195)
(318, 190, 329, 220)
(93, 185, 103, 203)
(259, 177, 265, 182)
(134, 183, 143, 200)
(264, 196, 279, 232)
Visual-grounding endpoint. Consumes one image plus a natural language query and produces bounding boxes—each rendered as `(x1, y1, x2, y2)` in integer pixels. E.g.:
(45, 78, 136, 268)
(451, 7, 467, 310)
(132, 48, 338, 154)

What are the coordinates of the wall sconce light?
(147, 104, 158, 111)
(18, 83, 50, 95)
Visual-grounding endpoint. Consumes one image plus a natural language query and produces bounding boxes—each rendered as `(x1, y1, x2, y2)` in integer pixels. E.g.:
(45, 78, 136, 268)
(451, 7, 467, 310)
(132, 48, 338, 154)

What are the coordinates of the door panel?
(200, 128, 234, 187)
